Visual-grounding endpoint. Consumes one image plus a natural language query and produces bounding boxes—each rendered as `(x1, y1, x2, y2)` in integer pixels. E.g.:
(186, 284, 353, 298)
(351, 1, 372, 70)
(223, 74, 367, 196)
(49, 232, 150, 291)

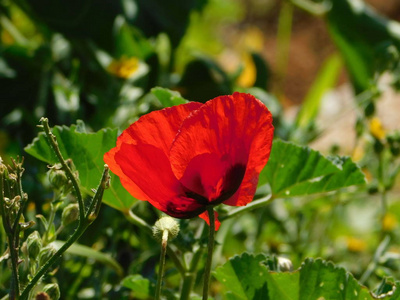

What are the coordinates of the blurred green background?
(1, 0, 400, 298)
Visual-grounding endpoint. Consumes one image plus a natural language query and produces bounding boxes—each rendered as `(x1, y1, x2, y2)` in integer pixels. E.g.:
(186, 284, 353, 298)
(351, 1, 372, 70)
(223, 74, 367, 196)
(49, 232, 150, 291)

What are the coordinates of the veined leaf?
(24, 121, 134, 213)
(259, 140, 366, 197)
(214, 253, 400, 299)
(213, 253, 270, 299)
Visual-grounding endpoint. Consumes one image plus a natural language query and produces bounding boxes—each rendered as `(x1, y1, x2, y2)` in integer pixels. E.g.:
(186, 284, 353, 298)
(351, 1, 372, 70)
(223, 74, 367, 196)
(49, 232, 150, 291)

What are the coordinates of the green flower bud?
(39, 244, 57, 267)
(48, 164, 68, 189)
(26, 231, 42, 260)
(42, 283, 60, 300)
(61, 203, 79, 227)
(153, 216, 180, 241)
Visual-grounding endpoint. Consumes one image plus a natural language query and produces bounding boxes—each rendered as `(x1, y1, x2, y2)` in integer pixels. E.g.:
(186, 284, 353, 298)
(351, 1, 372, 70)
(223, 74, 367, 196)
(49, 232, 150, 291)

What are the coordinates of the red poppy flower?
(104, 92, 274, 229)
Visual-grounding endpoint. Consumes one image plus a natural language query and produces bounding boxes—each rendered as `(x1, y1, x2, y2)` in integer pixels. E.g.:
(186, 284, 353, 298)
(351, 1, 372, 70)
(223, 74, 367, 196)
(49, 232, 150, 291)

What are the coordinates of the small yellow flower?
(108, 57, 139, 79)
(346, 236, 367, 252)
(369, 117, 385, 140)
(383, 213, 397, 232)
(352, 144, 364, 162)
(237, 53, 256, 88)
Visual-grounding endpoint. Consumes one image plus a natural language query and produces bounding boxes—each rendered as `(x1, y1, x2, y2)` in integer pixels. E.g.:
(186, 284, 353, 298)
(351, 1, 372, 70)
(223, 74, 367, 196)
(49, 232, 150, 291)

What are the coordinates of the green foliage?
(259, 140, 366, 197)
(122, 275, 154, 299)
(151, 87, 188, 107)
(24, 121, 134, 212)
(295, 54, 342, 130)
(215, 253, 400, 299)
(326, 0, 400, 92)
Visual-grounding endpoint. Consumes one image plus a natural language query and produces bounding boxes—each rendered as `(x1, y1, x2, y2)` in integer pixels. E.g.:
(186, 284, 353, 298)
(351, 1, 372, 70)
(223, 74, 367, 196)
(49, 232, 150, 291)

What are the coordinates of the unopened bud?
(42, 283, 60, 300)
(38, 244, 57, 267)
(61, 203, 79, 226)
(26, 231, 42, 260)
(277, 257, 293, 272)
(153, 216, 179, 241)
(48, 164, 68, 189)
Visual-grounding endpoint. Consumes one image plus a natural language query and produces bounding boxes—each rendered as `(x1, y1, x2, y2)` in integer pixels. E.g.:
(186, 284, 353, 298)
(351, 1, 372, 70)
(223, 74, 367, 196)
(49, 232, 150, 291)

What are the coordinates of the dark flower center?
(183, 163, 246, 206)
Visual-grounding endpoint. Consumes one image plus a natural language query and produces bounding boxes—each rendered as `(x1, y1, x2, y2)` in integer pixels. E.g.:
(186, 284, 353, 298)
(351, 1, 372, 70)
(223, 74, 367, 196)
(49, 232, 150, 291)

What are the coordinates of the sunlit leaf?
(122, 275, 153, 299)
(151, 87, 187, 107)
(24, 121, 134, 212)
(214, 253, 400, 299)
(213, 253, 270, 299)
(259, 140, 366, 197)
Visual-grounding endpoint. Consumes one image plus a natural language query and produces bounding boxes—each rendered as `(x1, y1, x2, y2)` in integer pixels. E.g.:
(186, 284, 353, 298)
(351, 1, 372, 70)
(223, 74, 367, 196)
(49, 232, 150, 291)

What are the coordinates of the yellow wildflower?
(352, 144, 364, 162)
(369, 117, 385, 140)
(346, 236, 367, 252)
(382, 213, 397, 232)
(237, 53, 256, 88)
(108, 57, 139, 79)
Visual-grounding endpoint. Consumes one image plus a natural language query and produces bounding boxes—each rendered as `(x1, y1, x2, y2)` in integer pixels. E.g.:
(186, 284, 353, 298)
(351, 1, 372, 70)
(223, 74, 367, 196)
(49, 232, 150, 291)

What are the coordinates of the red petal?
(170, 92, 273, 207)
(115, 142, 205, 218)
(119, 102, 202, 154)
(104, 102, 202, 201)
(199, 211, 221, 231)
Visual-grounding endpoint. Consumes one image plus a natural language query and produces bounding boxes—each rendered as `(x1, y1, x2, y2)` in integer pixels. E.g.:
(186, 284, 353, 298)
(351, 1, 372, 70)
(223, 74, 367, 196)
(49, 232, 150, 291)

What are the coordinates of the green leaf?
(132, 0, 207, 48)
(151, 87, 187, 107)
(53, 241, 123, 277)
(122, 274, 153, 299)
(259, 140, 366, 197)
(213, 253, 270, 299)
(214, 253, 400, 299)
(178, 55, 232, 102)
(326, 0, 400, 92)
(113, 16, 154, 60)
(295, 54, 342, 128)
(24, 121, 134, 213)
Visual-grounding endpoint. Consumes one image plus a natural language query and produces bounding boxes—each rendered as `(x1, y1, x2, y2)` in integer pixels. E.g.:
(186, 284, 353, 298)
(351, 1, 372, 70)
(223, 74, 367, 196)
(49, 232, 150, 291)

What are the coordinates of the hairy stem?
(40, 118, 85, 221)
(202, 207, 215, 300)
(0, 166, 20, 299)
(125, 210, 186, 275)
(220, 195, 272, 221)
(20, 165, 109, 300)
(155, 230, 169, 300)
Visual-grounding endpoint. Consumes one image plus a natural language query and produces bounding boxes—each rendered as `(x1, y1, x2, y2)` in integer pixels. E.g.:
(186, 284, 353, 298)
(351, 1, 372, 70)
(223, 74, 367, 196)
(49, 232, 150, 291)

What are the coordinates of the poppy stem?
(202, 206, 215, 300)
(155, 230, 169, 300)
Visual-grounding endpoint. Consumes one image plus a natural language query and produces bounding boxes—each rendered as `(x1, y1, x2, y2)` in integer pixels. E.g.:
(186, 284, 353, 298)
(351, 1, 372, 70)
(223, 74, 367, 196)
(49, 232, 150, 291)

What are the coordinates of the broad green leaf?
(122, 275, 153, 299)
(24, 121, 134, 212)
(296, 54, 342, 128)
(214, 253, 400, 299)
(326, 0, 400, 93)
(259, 140, 365, 197)
(53, 241, 123, 277)
(213, 253, 269, 299)
(151, 87, 187, 107)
